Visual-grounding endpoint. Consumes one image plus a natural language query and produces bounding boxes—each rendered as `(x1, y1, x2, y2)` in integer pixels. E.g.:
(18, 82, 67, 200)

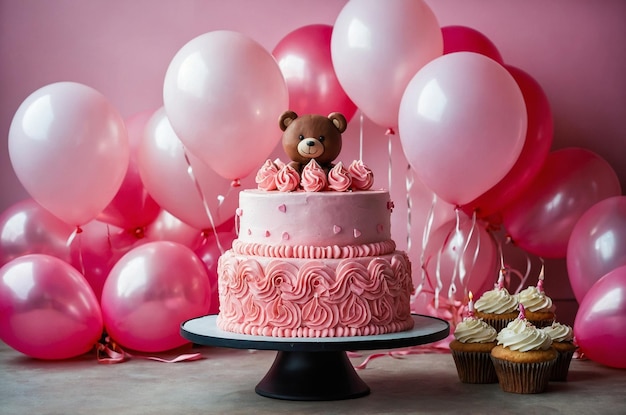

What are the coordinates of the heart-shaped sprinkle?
(278, 204, 286, 213)
(333, 225, 342, 234)
(353, 229, 362, 238)
(282, 232, 289, 240)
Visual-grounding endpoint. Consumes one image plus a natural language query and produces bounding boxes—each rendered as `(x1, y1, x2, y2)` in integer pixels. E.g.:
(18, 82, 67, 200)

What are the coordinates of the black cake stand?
(180, 314, 449, 401)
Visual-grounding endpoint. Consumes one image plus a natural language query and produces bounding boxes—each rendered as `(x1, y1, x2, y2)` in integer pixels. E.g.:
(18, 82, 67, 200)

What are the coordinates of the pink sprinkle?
(333, 225, 342, 234)
(376, 224, 384, 233)
(518, 303, 526, 320)
(354, 229, 362, 238)
(247, 229, 251, 235)
(236, 208, 243, 217)
(278, 204, 286, 213)
(265, 230, 271, 237)
(282, 232, 289, 240)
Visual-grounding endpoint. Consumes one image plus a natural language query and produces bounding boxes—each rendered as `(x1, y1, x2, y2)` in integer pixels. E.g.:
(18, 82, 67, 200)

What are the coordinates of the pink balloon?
(462, 65, 553, 218)
(8, 82, 129, 226)
(503, 148, 621, 258)
(195, 231, 237, 315)
(567, 196, 626, 303)
(69, 220, 141, 302)
(399, 52, 527, 205)
(138, 108, 240, 230)
(0, 199, 74, 266)
(422, 215, 497, 301)
(101, 241, 210, 352)
(273, 24, 357, 121)
(143, 210, 204, 250)
(0, 254, 103, 359)
(574, 265, 626, 368)
(97, 110, 160, 230)
(163, 30, 288, 180)
(331, 0, 442, 128)
(441, 25, 504, 64)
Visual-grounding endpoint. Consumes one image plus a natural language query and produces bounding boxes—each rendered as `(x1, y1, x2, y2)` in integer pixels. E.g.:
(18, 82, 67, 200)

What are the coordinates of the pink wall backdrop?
(1, 0, 625, 324)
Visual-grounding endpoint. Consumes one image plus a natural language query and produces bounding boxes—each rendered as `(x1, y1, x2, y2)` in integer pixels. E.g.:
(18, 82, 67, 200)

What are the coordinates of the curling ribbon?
(66, 226, 85, 276)
(96, 336, 203, 364)
(385, 128, 394, 192)
(414, 192, 437, 302)
(358, 110, 364, 161)
(405, 165, 414, 253)
(183, 150, 225, 254)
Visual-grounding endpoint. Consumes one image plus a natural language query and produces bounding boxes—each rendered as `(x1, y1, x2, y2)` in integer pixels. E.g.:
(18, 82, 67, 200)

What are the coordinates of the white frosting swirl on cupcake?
(454, 317, 497, 344)
(474, 287, 518, 314)
(541, 322, 574, 343)
(517, 285, 554, 312)
(496, 318, 553, 352)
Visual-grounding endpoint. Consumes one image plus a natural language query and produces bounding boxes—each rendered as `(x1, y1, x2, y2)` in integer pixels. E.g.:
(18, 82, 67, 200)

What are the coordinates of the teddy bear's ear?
(328, 112, 347, 134)
(279, 110, 298, 131)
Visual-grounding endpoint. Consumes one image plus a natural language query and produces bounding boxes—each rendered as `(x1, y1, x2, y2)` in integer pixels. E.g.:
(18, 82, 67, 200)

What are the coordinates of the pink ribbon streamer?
(96, 337, 203, 364)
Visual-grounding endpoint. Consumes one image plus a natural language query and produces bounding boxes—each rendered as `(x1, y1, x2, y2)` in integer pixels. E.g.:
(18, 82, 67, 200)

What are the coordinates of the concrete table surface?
(1, 341, 624, 415)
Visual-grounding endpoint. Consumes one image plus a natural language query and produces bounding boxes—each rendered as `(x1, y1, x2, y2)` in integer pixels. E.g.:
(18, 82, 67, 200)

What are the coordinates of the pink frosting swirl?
(255, 159, 278, 190)
(276, 165, 300, 192)
(282, 261, 335, 303)
(369, 295, 394, 325)
(265, 297, 301, 330)
(328, 162, 352, 192)
(330, 260, 370, 301)
(348, 160, 374, 190)
(301, 296, 340, 332)
(249, 260, 298, 301)
(362, 258, 395, 300)
(338, 293, 371, 328)
(301, 159, 328, 192)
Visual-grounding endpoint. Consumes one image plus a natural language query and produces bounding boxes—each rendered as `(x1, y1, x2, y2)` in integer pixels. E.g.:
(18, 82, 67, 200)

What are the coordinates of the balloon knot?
(76, 226, 83, 234)
(132, 227, 145, 239)
(385, 128, 395, 135)
(231, 179, 241, 188)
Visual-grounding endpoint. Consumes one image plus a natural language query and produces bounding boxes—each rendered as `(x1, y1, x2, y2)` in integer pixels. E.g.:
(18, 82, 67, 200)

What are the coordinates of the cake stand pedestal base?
(181, 314, 449, 401)
(255, 350, 369, 400)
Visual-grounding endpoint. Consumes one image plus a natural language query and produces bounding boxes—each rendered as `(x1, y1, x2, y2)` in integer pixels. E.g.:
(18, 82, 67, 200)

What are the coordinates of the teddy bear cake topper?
(255, 110, 374, 193)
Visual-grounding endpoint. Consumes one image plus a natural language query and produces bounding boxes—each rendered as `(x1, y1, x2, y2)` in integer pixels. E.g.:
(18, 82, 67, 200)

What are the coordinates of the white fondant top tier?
(236, 189, 393, 247)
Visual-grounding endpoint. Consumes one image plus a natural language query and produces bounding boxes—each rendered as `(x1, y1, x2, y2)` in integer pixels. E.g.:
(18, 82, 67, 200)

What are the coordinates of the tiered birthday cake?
(215, 111, 415, 337)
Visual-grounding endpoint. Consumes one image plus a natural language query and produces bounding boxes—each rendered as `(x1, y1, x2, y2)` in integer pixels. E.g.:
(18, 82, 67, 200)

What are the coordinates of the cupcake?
(474, 270, 518, 332)
(449, 293, 498, 384)
(542, 322, 576, 381)
(516, 270, 555, 328)
(490, 304, 557, 394)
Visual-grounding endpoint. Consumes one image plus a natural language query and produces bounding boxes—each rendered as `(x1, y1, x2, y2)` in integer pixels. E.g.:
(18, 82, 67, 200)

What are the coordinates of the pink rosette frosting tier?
(216, 252, 414, 337)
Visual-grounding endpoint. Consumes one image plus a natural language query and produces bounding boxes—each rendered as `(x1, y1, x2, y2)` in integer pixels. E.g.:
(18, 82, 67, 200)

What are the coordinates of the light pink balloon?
(143, 210, 204, 250)
(503, 148, 621, 259)
(101, 241, 210, 352)
(399, 52, 527, 205)
(461, 65, 553, 219)
(574, 265, 626, 368)
(194, 230, 237, 315)
(422, 215, 497, 301)
(567, 196, 626, 303)
(272, 24, 357, 121)
(0, 254, 103, 359)
(331, 0, 442, 128)
(8, 82, 129, 226)
(163, 30, 288, 180)
(97, 110, 160, 230)
(138, 108, 240, 230)
(0, 198, 74, 266)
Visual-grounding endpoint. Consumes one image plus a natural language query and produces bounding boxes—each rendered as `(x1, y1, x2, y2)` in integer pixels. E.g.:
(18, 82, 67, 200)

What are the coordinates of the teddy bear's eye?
(318, 136, 325, 142)
(298, 135, 304, 141)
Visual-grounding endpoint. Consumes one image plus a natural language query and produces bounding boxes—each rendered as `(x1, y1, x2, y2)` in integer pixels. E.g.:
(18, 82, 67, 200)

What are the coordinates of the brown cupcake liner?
(491, 355, 556, 394)
(550, 350, 575, 381)
(527, 318, 555, 329)
(451, 350, 498, 384)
